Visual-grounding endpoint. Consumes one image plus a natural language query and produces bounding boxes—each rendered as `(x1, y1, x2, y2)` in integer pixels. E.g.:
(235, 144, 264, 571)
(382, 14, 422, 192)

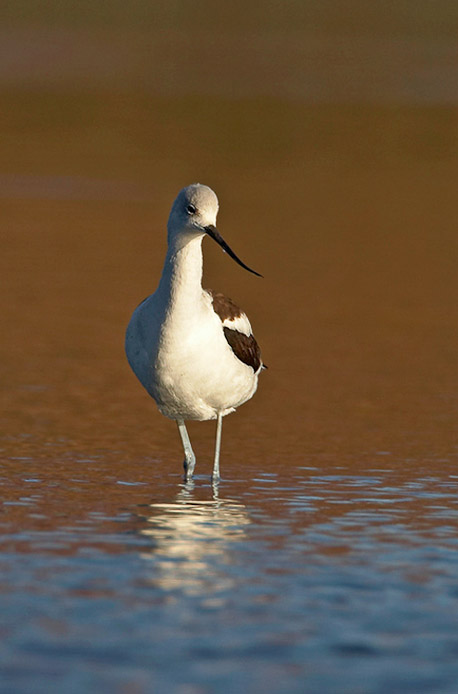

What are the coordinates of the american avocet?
(125, 183, 265, 481)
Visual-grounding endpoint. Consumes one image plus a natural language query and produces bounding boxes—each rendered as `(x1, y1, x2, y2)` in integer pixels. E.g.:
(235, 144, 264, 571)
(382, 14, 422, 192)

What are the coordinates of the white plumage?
(125, 183, 265, 481)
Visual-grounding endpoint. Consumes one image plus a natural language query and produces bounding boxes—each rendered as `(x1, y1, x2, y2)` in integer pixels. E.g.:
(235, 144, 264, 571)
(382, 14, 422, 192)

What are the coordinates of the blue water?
(2, 461, 458, 694)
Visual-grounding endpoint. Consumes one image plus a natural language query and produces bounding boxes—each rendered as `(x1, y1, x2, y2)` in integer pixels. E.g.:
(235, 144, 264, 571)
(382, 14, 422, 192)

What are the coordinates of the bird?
(125, 183, 265, 482)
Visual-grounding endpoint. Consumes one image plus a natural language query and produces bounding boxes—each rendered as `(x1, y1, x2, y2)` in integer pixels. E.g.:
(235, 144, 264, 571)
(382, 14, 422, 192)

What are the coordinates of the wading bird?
(125, 184, 265, 481)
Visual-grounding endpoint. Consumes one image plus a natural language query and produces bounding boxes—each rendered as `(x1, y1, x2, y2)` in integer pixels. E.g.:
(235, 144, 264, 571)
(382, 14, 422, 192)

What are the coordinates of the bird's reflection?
(138, 483, 250, 596)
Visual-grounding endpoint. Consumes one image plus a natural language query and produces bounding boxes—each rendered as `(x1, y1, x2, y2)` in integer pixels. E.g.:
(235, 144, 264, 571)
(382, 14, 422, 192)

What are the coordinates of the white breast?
(125, 290, 258, 421)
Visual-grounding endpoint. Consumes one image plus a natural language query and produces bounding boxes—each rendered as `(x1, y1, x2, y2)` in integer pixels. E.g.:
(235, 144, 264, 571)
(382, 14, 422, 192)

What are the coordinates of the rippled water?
(2, 2, 458, 692)
(2, 458, 458, 693)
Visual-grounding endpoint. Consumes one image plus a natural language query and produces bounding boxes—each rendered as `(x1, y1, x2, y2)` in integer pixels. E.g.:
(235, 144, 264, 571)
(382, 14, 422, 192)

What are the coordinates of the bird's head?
(167, 183, 261, 277)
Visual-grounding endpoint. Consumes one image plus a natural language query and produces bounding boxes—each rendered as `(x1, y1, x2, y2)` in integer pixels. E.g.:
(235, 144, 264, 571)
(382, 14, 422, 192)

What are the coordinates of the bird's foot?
(183, 456, 196, 482)
(211, 459, 220, 484)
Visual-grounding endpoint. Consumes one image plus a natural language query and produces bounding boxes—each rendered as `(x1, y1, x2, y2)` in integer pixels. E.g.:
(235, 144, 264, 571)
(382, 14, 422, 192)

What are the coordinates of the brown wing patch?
(206, 289, 265, 371)
(206, 289, 243, 322)
(223, 327, 261, 372)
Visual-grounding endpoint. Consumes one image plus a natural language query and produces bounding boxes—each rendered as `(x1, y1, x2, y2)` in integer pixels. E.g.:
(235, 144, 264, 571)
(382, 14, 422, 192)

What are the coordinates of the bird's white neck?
(156, 234, 204, 316)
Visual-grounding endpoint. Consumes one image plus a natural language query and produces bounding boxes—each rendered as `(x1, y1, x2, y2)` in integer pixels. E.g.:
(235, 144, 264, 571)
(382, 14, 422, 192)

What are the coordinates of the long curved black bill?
(204, 225, 262, 278)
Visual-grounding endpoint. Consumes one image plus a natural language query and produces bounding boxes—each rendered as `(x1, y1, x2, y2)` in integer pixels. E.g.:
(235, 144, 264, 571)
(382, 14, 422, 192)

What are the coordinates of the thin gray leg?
(212, 412, 223, 481)
(177, 419, 196, 481)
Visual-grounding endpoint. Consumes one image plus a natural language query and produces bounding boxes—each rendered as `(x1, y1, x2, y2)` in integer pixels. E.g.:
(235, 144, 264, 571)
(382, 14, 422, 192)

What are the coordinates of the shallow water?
(2, 3, 458, 693)
(2, 461, 458, 693)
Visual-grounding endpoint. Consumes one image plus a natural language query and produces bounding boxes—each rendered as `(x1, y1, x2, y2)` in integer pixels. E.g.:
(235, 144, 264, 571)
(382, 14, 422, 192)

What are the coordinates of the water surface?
(1, 2, 458, 692)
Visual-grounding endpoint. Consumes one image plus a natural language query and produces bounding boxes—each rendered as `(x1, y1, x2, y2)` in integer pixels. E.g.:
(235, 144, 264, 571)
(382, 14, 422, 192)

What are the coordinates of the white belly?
(125, 293, 258, 421)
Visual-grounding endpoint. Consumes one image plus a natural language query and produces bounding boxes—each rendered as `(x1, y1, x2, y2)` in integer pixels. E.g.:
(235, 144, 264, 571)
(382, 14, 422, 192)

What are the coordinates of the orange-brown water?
(1, 3, 458, 693)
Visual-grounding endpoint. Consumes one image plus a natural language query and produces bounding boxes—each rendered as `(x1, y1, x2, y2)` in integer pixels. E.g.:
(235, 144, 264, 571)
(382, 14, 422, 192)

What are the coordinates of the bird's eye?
(186, 204, 196, 215)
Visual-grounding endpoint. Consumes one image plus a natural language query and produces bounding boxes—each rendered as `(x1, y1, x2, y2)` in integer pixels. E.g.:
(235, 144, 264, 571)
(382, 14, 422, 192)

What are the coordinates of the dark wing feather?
(223, 327, 262, 372)
(206, 290, 243, 321)
(206, 289, 265, 372)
